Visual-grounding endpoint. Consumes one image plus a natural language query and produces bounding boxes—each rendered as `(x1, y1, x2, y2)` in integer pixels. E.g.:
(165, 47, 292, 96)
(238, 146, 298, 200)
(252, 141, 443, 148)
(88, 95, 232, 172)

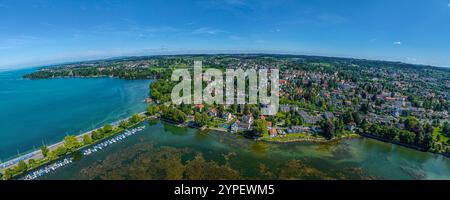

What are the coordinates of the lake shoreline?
(258, 134, 361, 144)
(0, 112, 147, 176)
(3, 117, 450, 180)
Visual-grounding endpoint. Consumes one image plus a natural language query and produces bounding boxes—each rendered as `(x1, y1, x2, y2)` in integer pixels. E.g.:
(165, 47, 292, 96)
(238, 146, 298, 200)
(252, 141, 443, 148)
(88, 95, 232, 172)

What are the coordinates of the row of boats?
(23, 158, 73, 180)
(21, 125, 146, 180)
(82, 126, 145, 156)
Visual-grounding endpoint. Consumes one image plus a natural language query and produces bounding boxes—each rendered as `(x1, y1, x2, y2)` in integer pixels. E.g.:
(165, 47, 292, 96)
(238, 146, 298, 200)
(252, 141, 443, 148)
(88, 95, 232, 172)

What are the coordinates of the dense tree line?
(362, 117, 435, 150)
(160, 106, 187, 123)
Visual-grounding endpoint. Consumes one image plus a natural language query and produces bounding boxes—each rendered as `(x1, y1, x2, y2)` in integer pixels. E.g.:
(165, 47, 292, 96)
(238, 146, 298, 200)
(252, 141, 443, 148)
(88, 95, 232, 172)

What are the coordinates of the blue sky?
(1, 0, 450, 69)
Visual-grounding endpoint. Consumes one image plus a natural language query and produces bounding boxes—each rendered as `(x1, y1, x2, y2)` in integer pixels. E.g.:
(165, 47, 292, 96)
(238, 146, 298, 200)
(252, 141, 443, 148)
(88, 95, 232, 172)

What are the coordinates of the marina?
(21, 125, 146, 180)
(23, 158, 73, 180)
(82, 126, 145, 156)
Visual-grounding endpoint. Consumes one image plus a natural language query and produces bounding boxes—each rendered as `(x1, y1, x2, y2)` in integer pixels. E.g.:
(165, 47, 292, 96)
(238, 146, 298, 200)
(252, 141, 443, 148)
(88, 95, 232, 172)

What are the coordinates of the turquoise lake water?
(0, 68, 150, 160)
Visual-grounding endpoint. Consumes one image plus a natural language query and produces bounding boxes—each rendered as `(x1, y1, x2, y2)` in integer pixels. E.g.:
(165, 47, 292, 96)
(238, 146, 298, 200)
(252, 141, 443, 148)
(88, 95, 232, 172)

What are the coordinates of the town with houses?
(4, 54, 447, 180)
(123, 55, 450, 154)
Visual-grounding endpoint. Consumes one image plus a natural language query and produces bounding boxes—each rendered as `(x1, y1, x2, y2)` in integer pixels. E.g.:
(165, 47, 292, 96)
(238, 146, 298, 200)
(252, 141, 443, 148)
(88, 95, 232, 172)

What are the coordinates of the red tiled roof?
(270, 129, 277, 135)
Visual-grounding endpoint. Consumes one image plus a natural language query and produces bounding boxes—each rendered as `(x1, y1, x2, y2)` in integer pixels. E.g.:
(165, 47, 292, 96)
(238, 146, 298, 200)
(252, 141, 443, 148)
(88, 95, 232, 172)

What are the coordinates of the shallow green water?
(43, 121, 450, 180)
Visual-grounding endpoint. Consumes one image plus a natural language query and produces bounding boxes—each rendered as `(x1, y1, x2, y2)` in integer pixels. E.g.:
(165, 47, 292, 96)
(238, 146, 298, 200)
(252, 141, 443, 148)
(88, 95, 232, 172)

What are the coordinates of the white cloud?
(448, 3, 450, 7)
(140, 26, 179, 33)
(225, 0, 248, 6)
(193, 27, 225, 35)
(393, 41, 402, 45)
(271, 29, 281, 33)
(197, 0, 253, 14)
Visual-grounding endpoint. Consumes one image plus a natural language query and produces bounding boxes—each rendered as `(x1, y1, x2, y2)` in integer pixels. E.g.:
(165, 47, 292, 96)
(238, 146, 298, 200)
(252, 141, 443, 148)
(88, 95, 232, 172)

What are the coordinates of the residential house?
(222, 112, 232, 121)
(280, 104, 290, 113)
(230, 121, 240, 133)
(311, 126, 322, 133)
(208, 108, 218, 117)
(346, 122, 357, 131)
(287, 126, 310, 134)
(277, 129, 286, 136)
(269, 129, 278, 138)
(298, 111, 321, 124)
(323, 112, 334, 120)
(242, 114, 254, 124)
(195, 104, 204, 112)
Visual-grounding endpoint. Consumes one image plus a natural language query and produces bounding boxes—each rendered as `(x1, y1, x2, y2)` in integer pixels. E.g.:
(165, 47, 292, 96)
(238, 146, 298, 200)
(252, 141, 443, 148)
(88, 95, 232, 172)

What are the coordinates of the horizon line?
(1, 51, 449, 72)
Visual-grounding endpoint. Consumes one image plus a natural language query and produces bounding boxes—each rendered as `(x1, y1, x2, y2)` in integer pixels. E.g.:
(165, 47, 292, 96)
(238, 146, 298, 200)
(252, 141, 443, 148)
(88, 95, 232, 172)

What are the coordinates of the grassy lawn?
(261, 130, 359, 143)
(433, 127, 449, 143)
(207, 118, 226, 128)
(262, 133, 326, 142)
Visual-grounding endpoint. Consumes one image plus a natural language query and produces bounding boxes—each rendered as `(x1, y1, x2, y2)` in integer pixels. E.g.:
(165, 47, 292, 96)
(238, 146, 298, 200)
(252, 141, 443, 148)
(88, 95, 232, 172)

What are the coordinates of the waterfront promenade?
(0, 112, 147, 172)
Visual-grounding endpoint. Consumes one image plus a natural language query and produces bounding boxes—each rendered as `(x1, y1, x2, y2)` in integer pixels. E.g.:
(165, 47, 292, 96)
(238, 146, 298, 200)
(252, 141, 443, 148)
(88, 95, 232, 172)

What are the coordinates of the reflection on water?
(195, 131, 209, 142)
(42, 121, 450, 180)
(163, 123, 188, 136)
(251, 142, 269, 155)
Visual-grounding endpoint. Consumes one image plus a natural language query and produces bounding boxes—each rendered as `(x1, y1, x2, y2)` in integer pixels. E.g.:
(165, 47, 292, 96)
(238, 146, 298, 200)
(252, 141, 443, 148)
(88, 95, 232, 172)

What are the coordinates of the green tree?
(51, 146, 68, 158)
(343, 110, 354, 124)
(129, 114, 143, 124)
(352, 112, 362, 125)
(147, 105, 160, 116)
(360, 119, 369, 132)
(161, 106, 187, 123)
(176, 110, 187, 123)
(194, 112, 209, 127)
(91, 129, 104, 140)
(399, 131, 416, 144)
(253, 119, 268, 137)
(422, 132, 434, 150)
(180, 103, 192, 115)
(360, 103, 370, 114)
(335, 118, 345, 134)
(218, 105, 225, 117)
(244, 104, 250, 115)
(404, 117, 418, 131)
(64, 136, 81, 151)
(28, 159, 36, 168)
(230, 104, 238, 114)
(103, 123, 113, 133)
(119, 120, 129, 129)
(285, 118, 292, 127)
(320, 119, 335, 139)
(425, 124, 434, 134)
(16, 160, 28, 173)
(3, 169, 13, 180)
(442, 122, 450, 137)
(83, 135, 93, 145)
(40, 146, 49, 157)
